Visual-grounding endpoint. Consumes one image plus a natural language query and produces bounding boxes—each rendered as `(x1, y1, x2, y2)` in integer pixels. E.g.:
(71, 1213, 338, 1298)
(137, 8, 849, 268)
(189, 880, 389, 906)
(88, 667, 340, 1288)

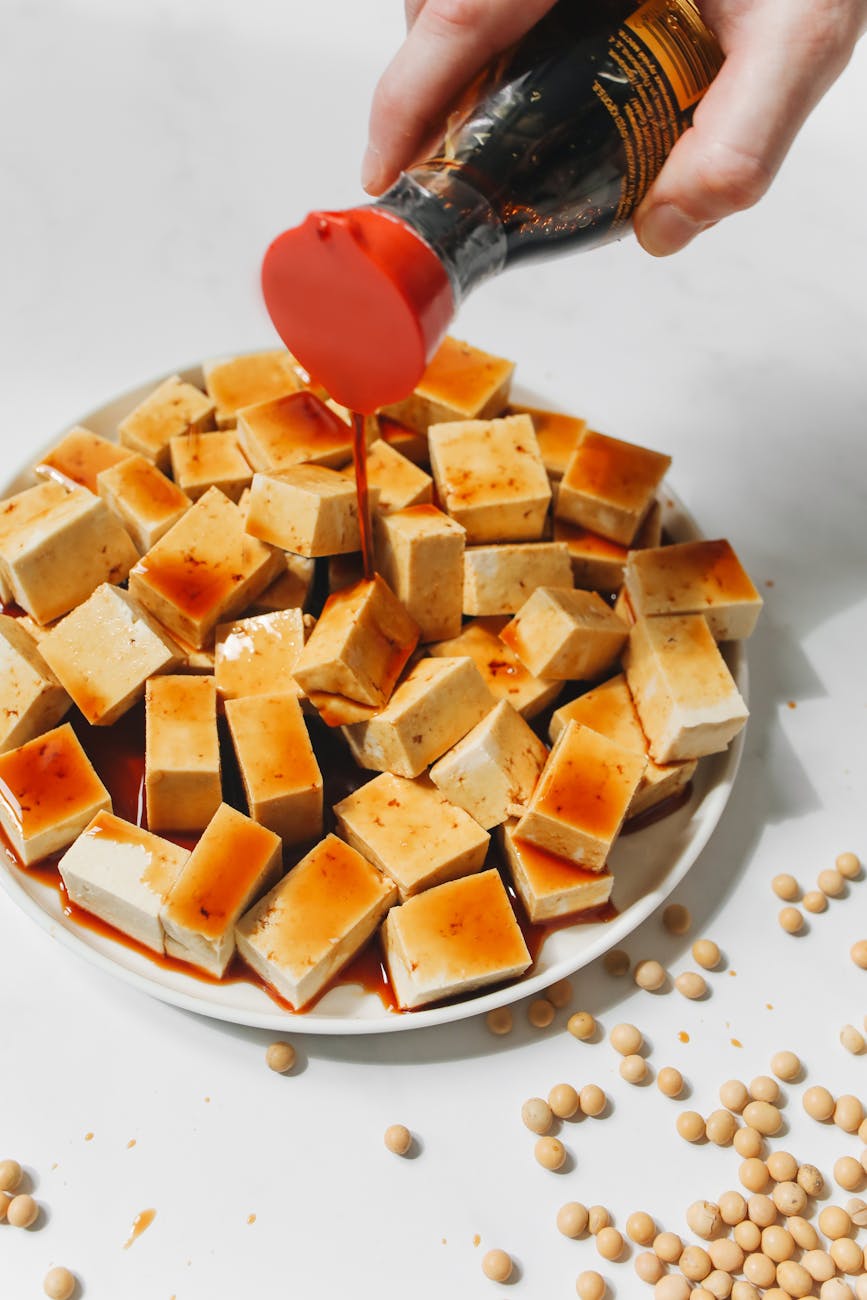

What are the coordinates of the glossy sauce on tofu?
(0, 725, 108, 837)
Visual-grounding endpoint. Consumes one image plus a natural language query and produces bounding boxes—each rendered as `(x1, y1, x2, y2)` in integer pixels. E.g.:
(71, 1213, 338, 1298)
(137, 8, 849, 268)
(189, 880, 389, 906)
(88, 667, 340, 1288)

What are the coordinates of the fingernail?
(361, 145, 383, 194)
(636, 202, 704, 257)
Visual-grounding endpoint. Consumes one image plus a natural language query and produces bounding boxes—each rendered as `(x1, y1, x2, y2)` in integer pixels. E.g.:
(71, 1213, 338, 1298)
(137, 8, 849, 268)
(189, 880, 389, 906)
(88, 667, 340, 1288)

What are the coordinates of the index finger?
(363, 0, 557, 194)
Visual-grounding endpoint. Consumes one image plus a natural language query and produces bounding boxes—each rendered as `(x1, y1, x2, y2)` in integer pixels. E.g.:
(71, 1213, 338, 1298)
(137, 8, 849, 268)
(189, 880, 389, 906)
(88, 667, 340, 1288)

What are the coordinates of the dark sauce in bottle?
(375, 0, 723, 301)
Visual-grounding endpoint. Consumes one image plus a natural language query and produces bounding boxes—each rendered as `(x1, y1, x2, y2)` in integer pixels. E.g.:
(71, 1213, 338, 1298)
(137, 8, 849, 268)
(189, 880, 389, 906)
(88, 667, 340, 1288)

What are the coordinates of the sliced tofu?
(96, 453, 192, 553)
(145, 676, 221, 832)
(379, 335, 514, 433)
(34, 426, 134, 494)
(118, 375, 215, 471)
(429, 700, 548, 830)
(293, 576, 419, 708)
(333, 771, 490, 900)
(0, 723, 111, 865)
(499, 819, 613, 923)
(341, 439, 433, 514)
(169, 431, 252, 503)
(237, 390, 354, 471)
(0, 481, 70, 602)
(428, 413, 551, 543)
(374, 504, 466, 643)
(214, 608, 307, 702)
(161, 803, 282, 977)
(57, 811, 189, 953)
(383, 868, 531, 1010)
(501, 587, 629, 680)
(553, 518, 630, 594)
(624, 539, 763, 641)
(549, 674, 696, 818)
(463, 541, 573, 615)
(622, 614, 749, 763)
(252, 561, 316, 621)
(203, 350, 302, 428)
(555, 430, 671, 546)
(342, 656, 497, 779)
(0, 484, 138, 625)
(0, 615, 70, 753)
(245, 464, 379, 557)
(235, 833, 397, 1009)
(377, 414, 429, 467)
(511, 406, 588, 480)
(427, 616, 561, 721)
(128, 486, 283, 648)
(327, 553, 364, 595)
(40, 584, 181, 726)
(225, 693, 323, 846)
(515, 721, 646, 868)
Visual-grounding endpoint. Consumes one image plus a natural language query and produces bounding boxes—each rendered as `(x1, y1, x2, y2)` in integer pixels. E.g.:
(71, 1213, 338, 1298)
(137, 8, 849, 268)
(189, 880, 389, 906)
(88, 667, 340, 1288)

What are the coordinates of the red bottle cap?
(261, 207, 454, 414)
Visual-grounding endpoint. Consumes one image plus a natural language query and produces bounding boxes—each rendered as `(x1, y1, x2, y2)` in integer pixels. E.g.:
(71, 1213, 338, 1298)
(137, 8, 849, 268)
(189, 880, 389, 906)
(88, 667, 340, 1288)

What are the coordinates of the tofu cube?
(118, 375, 215, 471)
(377, 414, 429, 467)
(250, 552, 316, 615)
(214, 608, 306, 702)
(225, 693, 323, 846)
(427, 616, 561, 720)
(145, 676, 221, 832)
(245, 465, 378, 558)
(429, 699, 548, 830)
(499, 819, 613, 923)
(343, 656, 497, 779)
(328, 553, 364, 595)
(293, 576, 419, 708)
(40, 585, 181, 726)
(0, 482, 72, 604)
(549, 674, 696, 818)
(428, 414, 551, 543)
(57, 811, 189, 953)
(512, 405, 588, 480)
(515, 721, 646, 868)
(0, 614, 70, 753)
(34, 426, 134, 494)
(0, 723, 111, 865)
(97, 453, 191, 553)
(463, 541, 573, 615)
(161, 803, 282, 976)
(237, 390, 353, 471)
(556, 430, 671, 545)
(235, 833, 397, 1009)
(552, 505, 663, 595)
(203, 350, 302, 428)
(383, 868, 530, 1010)
(374, 505, 466, 643)
(622, 614, 749, 762)
(0, 485, 138, 625)
(169, 431, 252, 503)
(380, 335, 514, 432)
(624, 538, 763, 641)
(333, 771, 490, 900)
(500, 587, 629, 680)
(342, 439, 433, 514)
(128, 486, 283, 648)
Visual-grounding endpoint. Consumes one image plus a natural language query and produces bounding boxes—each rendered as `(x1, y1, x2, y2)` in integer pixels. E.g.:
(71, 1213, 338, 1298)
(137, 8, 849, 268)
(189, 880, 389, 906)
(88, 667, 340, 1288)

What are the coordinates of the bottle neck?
(372, 169, 507, 307)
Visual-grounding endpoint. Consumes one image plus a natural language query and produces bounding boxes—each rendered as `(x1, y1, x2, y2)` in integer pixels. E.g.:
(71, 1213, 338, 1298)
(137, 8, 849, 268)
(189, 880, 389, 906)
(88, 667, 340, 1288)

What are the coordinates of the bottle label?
(593, 0, 723, 224)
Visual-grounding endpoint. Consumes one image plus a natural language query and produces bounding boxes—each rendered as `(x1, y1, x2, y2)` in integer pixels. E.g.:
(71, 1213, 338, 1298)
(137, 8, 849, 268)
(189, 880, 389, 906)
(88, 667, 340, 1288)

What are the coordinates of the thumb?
(634, 14, 857, 256)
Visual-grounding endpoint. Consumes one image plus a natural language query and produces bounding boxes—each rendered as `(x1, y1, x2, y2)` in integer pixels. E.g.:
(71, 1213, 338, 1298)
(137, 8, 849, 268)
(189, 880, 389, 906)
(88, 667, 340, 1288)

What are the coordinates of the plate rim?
(0, 363, 747, 1035)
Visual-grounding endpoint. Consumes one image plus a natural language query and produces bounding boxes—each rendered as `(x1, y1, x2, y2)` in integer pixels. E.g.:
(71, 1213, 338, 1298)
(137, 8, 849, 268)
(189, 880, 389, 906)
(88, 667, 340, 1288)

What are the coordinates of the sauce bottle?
(262, 0, 723, 413)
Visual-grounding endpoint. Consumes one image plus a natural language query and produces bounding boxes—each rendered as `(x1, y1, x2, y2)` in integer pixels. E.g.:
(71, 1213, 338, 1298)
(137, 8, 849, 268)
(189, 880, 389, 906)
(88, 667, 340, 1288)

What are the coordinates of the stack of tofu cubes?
(0, 337, 762, 1013)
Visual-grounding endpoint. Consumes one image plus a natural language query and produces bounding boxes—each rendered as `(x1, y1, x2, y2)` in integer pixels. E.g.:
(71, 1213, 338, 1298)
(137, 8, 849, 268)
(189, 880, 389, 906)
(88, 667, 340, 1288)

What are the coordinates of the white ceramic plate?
(0, 365, 746, 1034)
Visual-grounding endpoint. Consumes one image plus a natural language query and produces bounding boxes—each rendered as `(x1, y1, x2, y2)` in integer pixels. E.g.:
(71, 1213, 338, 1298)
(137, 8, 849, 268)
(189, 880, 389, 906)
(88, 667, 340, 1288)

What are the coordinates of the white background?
(1, 2, 866, 1297)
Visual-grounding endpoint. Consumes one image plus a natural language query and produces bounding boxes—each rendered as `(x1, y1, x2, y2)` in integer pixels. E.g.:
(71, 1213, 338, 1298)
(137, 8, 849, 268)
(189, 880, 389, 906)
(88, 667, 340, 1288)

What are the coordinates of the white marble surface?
(1, 3, 866, 1297)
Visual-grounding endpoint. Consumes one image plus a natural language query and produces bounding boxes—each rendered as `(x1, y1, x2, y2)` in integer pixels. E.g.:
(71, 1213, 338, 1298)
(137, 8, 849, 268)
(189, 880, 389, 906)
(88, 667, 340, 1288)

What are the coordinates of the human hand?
(362, 0, 867, 256)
